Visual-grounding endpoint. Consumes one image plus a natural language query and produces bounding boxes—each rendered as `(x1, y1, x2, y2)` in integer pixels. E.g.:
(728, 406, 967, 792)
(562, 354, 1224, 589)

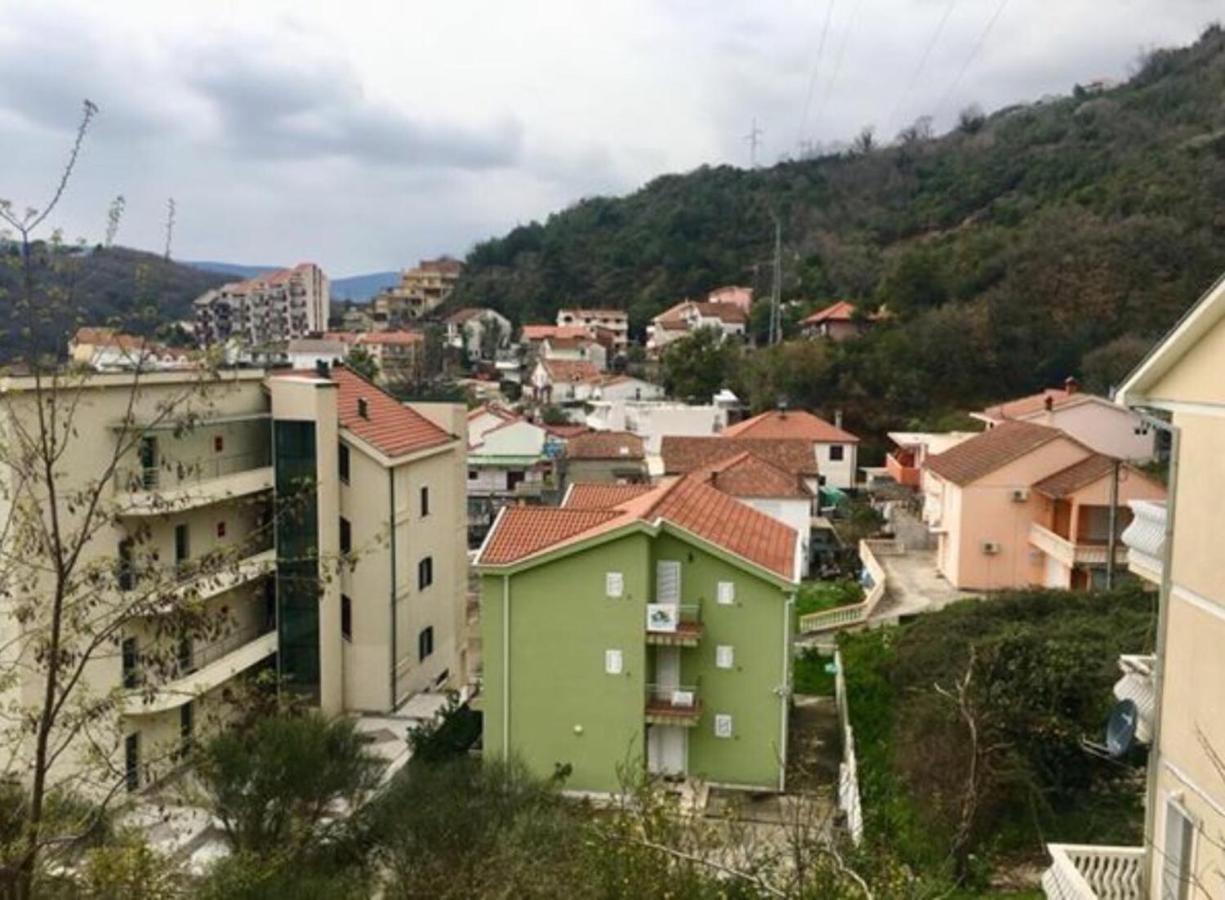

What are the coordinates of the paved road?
(871, 548, 978, 622)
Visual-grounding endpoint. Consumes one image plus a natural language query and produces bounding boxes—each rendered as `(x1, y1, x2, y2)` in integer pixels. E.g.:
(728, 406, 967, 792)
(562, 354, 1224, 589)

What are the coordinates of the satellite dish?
(1105, 699, 1139, 758)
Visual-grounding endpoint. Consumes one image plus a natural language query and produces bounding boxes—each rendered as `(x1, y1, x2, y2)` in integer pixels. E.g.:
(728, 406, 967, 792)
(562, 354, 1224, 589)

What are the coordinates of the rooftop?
(724, 409, 858, 443)
(800, 300, 857, 326)
(480, 473, 798, 579)
(521, 324, 590, 341)
(976, 379, 1087, 422)
(563, 483, 655, 509)
(565, 430, 645, 460)
(661, 436, 819, 477)
(540, 358, 602, 382)
(700, 451, 811, 498)
(1032, 454, 1119, 498)
(924, 420, 1067, 486)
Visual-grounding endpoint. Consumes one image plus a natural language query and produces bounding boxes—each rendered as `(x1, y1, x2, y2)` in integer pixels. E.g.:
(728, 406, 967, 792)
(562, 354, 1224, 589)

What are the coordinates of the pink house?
(922, 420, 1165, 591)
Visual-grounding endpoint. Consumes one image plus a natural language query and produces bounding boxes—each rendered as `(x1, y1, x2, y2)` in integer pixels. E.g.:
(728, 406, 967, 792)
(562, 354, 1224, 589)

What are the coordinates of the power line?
(811, 0, 864, 144)
(885, 0, 960, 135)
(796, 0, 837, 150)
(933, 0, 1011, 123)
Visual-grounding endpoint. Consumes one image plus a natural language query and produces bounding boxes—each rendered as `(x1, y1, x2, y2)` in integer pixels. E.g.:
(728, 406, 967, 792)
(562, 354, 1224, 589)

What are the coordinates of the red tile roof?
(977, 386, 1087, 422)
(564, 483, 655, 509)
(723, 409, 858, 443)
(800, 300, 857, 326)
(661, 436, 819, 477)
(480, 473, 798, 579)
(924, 420, 1066, 486)
(1032, 454, 1118, 498)
(541, 423, 591, 439)
(565, 430, 645, 460)
(540, 359, 602, 382)
(273, 365, 453, 458)
(357, 330, 423, 346)
(699, 451, 811, 498)
(521, 324, 590, 341)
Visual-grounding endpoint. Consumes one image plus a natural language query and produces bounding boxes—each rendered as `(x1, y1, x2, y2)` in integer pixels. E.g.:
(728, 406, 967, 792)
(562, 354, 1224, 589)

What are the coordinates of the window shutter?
(714, 714, 733, 739)
(655, 561, 681, 603)
(605, 572, 624, 598)
(604, 649, 623, 675)
(716, 645, 734, 669)
(717, 581, 735, 605)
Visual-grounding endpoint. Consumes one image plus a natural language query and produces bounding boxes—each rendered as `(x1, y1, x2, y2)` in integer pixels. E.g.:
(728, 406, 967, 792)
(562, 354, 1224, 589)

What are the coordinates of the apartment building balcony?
(1028, 523, 1127, 569)
(122, 620, 277, 715)
(1120, 499, 1165, 585)
(645, 603, 702, 647)
(644, 684, 701, 727)
(1112, 654, 1156, 744)
(1041, 844, 1143, 900)
(121, 544, 276, 610)
(885, 449, 921, 488)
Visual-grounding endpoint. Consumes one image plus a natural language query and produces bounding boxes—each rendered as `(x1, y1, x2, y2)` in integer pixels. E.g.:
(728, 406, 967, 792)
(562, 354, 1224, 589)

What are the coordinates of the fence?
(799, 539, 901, 634)
(833, 648, 863, 845)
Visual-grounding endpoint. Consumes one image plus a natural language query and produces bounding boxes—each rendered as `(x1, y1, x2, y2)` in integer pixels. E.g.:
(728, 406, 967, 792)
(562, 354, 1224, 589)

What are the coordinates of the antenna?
(743, 118, 764, 168)
(163, 197, 176, 260)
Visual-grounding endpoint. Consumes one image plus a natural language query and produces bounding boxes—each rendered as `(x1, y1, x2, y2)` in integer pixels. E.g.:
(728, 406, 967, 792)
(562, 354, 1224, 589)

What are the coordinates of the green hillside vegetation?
(452, 26, 1225, 439)
(0, 243, 228, 362)
(842, 587, 1154, 890)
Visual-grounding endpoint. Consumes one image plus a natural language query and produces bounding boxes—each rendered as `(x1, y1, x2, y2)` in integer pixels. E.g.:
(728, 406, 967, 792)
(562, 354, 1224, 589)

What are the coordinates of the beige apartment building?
(193, 263, 329, 347)
(556, 308, 629, 353)
(371, 258, 462, 325)
(1043, 271, 1225, 900)
(0, 363, 466, 797)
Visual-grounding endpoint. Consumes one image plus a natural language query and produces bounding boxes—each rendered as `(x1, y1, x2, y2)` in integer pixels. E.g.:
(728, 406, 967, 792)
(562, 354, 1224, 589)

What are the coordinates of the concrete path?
(870, 548, 978, 622)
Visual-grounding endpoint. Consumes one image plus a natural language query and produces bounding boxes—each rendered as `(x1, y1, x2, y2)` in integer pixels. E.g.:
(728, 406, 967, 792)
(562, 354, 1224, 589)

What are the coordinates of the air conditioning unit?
(1010, 488, 1030, 502)
(981, 540, 1001, 555)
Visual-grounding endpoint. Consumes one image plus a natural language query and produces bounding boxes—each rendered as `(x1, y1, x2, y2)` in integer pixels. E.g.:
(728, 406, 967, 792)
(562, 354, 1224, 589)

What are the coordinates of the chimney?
(1064, 376, 1079, 395)
(834, 409, 844, 430)
(1044, 395, 1054, 412)
(315, 359, 330, 378)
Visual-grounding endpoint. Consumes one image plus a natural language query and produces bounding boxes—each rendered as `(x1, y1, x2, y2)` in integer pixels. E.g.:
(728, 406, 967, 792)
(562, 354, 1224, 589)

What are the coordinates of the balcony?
(121, 545, 276, 611)
(645, 603, 702, 647)
(1121, 500, 1166, 585)
(885, 450, 921, 488)
(644, 683, 701, 727)
(1041, 844, 1143, 900)
(115, 451, 273, 514)
(1113, 654, 1156, 744)
(1028, 523, 1127, 569)
(122, 620, 277, 716)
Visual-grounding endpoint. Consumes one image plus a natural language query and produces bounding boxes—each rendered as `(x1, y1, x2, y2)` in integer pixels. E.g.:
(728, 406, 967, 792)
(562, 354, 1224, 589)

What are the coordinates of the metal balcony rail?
(168, 619, 276, 681)
(115, 449, 271, 492)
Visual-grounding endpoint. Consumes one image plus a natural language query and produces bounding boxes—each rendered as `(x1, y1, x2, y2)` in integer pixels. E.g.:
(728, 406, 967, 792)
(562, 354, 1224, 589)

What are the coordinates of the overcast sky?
(0, 1, 1216, 275)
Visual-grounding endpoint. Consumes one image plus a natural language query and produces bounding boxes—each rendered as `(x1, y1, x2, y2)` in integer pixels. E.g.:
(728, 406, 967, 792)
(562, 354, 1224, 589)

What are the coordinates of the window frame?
(339, 517, 352, 554)
(418, 625, 434, 662)
(338, 443, 350, 484)
(341, 594, 352, 642)
(420, 485, 430, 517)
(418, 556, 434, 590)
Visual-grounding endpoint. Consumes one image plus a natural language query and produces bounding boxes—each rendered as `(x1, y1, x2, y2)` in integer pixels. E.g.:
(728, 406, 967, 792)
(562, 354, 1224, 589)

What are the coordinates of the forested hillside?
(452, 26, 1225, 433)
(0, 244, 227, 361)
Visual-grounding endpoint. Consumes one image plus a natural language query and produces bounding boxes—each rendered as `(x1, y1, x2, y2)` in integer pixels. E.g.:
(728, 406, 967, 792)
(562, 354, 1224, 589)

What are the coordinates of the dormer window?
(357, 397, 369, 419)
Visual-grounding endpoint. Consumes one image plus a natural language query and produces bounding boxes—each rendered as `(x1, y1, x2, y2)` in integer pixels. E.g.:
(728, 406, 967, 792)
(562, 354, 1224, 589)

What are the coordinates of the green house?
(476, 477, 800, 794)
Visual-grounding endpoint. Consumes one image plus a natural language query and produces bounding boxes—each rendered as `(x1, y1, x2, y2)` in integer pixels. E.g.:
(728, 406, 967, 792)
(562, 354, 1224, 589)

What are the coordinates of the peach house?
(972, 378, 1157, 461)
(885, 430, 978, 488)
(922, 420, 1165, 591)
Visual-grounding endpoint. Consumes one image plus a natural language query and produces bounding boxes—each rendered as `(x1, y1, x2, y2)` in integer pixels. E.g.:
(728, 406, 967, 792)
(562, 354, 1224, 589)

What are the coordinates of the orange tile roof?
(541, 423, 591, 439)
(565, 430, 644, 460)
(661, 436, 818, 477)
(1032, 454, 1118, 498)
(541, 359, 601, 382)
(273, 365, 453, 458)
(692, 301, 747, 323)
(564, 483, 655, 509)
(800, 300, 857, 326)
(977, 382, 1088, 421)
(723, 409, 858, 443)
(480, 473, 797, 579)
(521, 324, 590, 341)
(468, 402, 518, 423)
(357, 330, 423, 346)
(699, 451, 811, 498)
(924, 420, 1066, 486)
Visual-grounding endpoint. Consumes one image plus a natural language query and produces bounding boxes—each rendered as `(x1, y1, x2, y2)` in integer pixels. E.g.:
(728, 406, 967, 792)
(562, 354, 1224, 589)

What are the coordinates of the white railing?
(115, 450, 272, 493)
(833, 649, 863, 845)
(1113, 654, 1157, 744)
(645, 683, 700, 712)
(1041, 844, 1144, 900)
(1121, 500, 1166, 584)
(1029, 523, 1127, 568)
(799, 540, 900, 634)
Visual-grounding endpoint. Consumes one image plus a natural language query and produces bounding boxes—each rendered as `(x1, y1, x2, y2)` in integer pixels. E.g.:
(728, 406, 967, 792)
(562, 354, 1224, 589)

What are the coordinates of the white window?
(717, 581, 735, 605)
(1161, 798, 1195, 900)
(605, 572, 624, 598)
(714, 714, 733, 739)
(716, 645, 734, 669)
(656, 560, 681, 603)
(604, 649, 623, 675)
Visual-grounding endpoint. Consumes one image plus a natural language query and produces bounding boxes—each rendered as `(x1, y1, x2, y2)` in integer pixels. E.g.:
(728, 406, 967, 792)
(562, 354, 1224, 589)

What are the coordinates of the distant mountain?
(185, 261, 398, 302)
(0, 245, 231, 362)
(184, 260, 283, 280)
(330, 271, 399, 302)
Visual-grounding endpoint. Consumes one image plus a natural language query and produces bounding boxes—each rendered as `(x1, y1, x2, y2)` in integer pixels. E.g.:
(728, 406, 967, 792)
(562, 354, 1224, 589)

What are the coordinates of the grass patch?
(793, 648, 836, 695)
(795, 578, 864, 616)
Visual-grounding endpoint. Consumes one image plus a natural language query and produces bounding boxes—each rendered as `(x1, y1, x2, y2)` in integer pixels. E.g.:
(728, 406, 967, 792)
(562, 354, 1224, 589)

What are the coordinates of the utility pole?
(768, 209, 782, 345)
(744, 118, 764, 168)
(1105, 458, 1120, 589)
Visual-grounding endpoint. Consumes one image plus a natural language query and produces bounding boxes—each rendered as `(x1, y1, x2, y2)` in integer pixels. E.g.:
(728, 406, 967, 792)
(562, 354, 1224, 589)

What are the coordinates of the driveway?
(871, 548, 978, 622)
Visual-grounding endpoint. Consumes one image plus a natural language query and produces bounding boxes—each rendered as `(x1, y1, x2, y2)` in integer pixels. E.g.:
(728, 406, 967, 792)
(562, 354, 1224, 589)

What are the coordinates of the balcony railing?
(115, 449, 271, 494)
(1121, 500, 1166, 585)
(885, 451, 921, 488)
(1041, 844, 1143, 900)
(644, 683, 701, 726)
(799, 540, 899, 634)
(171, 619, 275, 680)
(1113, 654, 1156, 744)
(1028, 523, 1127, 568)
(645, 603, 702, 646)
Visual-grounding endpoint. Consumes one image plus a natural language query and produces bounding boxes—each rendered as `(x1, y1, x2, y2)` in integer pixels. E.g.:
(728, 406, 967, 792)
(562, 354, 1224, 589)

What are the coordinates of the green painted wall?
(482, 531, 651, 793)
(652, 531, 789, 791)
(481, 526, 791, 794)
